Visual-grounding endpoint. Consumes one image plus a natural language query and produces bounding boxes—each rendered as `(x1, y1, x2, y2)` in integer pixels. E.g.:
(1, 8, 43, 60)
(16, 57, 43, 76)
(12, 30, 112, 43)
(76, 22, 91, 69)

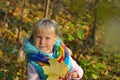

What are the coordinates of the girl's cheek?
(34, 39, 39, 47)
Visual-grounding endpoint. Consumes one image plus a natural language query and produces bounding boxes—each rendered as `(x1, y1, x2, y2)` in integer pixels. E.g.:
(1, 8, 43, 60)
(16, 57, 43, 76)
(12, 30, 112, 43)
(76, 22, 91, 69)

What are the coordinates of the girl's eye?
(46, 37, 50, 40)
(36, 36, 41, 39)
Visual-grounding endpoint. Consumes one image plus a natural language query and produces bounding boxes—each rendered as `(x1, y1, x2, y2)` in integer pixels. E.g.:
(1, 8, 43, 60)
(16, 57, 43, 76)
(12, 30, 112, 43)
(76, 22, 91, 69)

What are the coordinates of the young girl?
(23, 18, 83, 80)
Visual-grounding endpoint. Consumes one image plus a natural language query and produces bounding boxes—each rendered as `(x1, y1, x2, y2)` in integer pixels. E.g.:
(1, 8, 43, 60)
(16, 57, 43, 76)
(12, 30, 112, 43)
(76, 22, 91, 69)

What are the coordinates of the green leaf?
(77, 30, 84, 40)
(67, 33, 75, 41)
(92, 73, 98, 79)
(114, 59, 120, 63)
(80, 59, 90, 67)
(114, 76, 120, 80)
(95, 63, 106, 70)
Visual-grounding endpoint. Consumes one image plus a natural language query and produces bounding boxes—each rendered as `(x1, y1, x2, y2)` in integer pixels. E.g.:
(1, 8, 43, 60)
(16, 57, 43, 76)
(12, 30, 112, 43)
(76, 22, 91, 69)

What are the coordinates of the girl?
(23, 18, 83, 80)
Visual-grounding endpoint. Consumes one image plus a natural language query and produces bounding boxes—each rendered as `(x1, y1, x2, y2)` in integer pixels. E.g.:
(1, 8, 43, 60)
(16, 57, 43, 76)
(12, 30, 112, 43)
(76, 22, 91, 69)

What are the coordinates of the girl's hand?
(65, 71, 78, 80)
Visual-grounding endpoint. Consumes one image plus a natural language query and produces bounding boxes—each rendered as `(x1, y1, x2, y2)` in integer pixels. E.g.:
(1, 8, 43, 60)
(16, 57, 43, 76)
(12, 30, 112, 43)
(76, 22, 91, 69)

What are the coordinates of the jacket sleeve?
(28, 63, 40, 80)
(69, 56, 84, 79)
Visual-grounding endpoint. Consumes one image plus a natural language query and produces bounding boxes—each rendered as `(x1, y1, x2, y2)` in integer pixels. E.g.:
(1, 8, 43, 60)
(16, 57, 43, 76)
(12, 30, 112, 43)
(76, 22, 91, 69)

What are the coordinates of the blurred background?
(0, 0, 120, 80)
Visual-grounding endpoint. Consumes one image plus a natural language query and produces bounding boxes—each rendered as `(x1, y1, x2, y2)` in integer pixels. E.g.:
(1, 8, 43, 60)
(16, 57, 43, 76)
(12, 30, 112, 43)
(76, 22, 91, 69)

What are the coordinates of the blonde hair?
(31, 18, 58, 39)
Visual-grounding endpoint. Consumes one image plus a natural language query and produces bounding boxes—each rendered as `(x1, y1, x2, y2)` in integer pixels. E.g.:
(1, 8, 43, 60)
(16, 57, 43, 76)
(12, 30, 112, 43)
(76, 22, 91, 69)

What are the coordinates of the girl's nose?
(39, 38, 45, 44)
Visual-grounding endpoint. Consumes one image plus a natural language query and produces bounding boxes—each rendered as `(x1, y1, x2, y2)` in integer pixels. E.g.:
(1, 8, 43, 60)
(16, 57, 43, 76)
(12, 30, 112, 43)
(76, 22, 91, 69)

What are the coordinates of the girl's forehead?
(35, 27, 56, 36)
(37, 31, 54, 35)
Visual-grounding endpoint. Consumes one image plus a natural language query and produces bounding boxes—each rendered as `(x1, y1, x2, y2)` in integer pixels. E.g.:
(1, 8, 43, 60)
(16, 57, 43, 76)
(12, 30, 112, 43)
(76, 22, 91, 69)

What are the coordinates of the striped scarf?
(23, 38, 71, 80)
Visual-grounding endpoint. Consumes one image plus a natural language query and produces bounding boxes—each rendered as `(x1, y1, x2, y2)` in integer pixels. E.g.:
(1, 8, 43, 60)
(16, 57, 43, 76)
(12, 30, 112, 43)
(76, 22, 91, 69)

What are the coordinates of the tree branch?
(44, 0, 50, 18)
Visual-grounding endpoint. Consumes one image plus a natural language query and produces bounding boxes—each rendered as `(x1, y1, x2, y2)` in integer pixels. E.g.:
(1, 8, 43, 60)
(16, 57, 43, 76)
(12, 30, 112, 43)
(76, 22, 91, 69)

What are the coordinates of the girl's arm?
(61, 43, 72, 55)
(28, 63, 40, 80)
(66, 56, 84, 80)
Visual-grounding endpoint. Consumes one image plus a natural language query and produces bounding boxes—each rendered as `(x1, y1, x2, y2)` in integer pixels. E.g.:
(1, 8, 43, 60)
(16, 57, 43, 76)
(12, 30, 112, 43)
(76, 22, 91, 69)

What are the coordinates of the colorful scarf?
(23, 38, 71, 80)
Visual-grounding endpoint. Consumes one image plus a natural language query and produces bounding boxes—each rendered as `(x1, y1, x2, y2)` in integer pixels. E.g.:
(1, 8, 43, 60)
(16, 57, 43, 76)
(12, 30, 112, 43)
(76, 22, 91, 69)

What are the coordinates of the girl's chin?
(39, 49, 52, 53)
(39, 49, 47, 52)
(38, 48, 46, 52)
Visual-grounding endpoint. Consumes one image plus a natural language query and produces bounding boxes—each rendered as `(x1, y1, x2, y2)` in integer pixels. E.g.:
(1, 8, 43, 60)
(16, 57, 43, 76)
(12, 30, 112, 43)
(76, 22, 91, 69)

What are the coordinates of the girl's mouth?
(39, 46, 46, 48)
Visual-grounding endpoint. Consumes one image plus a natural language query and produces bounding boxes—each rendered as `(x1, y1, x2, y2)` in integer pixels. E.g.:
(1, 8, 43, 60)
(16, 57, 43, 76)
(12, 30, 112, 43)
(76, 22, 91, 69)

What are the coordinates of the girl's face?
(33, 30, 56, 54)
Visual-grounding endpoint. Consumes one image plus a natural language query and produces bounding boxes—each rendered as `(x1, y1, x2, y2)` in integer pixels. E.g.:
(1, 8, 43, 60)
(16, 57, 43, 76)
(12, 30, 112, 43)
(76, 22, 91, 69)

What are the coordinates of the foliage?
(0, 0, 120, 80)
(79, 56, 106, 79)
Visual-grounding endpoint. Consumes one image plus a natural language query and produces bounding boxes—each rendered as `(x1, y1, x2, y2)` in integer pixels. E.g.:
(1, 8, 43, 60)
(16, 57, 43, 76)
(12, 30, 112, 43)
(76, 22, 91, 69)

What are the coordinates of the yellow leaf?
(13, 7, 21, 17)
(47, 74, 59, 80)
(0, 49, 3, 57)
(82, 25, 89, 31)
(43, 59, 68, 80)
(23, 15, 31, 23)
